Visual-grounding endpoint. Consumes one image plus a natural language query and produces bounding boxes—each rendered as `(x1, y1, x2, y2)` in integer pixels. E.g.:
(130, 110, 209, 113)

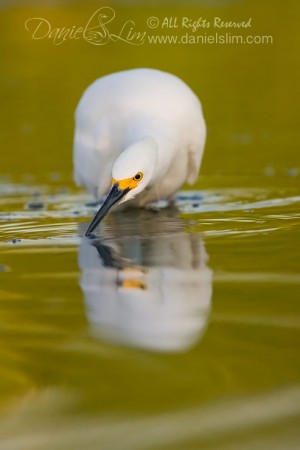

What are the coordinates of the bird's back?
(73, 68, 206, 199)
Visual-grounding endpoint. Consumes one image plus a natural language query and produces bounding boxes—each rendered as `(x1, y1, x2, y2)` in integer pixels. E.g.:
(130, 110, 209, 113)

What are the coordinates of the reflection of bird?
(78, 211, 212, 352)
(73, 68, 206, 235)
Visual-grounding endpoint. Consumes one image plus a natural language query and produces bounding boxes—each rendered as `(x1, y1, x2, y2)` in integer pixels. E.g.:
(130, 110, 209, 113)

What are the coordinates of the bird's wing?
(73, 129, 113, 199)
(186, 113, 207, 185)
(73, 83, 120, 199)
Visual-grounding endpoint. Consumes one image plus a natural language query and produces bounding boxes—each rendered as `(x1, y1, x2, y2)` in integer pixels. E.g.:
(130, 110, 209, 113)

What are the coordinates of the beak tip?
(84, 183, 130, 235)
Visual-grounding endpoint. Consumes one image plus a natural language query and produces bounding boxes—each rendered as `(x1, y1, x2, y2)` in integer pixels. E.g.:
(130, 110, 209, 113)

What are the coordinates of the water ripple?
(0, 183, 299, 243)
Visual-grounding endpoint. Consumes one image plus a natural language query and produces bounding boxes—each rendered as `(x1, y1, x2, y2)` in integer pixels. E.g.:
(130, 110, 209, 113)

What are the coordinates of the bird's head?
(85, 137, 157, 236)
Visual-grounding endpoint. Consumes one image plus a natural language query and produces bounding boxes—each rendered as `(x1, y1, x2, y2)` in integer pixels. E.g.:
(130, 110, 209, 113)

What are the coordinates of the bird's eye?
(133, 172, 143, 181)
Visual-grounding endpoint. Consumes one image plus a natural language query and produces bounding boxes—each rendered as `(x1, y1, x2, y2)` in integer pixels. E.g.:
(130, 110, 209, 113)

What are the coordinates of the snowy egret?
(73, 68, 206, 235)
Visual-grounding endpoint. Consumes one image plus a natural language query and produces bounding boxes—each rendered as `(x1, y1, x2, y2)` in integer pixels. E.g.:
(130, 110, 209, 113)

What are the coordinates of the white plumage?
(73, 68, 206, 234)
(74, 68, 206, 201)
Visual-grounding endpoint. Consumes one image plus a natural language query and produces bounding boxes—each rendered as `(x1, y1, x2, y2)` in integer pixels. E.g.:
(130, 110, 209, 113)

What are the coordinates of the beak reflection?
(85, 183, 130, 236)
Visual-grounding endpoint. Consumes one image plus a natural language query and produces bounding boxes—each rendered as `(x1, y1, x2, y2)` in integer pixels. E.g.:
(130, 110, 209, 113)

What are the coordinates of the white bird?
(73, 68, 206, 235)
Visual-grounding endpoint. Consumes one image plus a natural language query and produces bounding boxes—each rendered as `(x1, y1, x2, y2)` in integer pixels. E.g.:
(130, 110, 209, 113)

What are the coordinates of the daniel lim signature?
(25, 7, 146, 46)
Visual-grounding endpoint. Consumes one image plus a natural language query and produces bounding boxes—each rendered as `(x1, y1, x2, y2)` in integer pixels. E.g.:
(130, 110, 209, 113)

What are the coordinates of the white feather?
(73, 68, 206, 203)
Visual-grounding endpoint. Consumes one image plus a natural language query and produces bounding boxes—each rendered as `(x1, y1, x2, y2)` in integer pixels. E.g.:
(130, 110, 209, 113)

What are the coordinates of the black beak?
(85, 183, 130, 236)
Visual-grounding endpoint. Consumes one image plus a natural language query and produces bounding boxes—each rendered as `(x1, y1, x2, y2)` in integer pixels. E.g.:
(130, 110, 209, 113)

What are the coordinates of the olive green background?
(1, 0, 299, 182)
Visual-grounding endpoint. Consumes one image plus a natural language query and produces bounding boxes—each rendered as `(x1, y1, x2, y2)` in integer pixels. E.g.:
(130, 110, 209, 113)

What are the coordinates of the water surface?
(0, 179, 300, 449)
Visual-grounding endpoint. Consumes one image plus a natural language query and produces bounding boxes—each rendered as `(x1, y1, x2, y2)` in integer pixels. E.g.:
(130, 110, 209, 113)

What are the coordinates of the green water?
(0, 1, 300, 449)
